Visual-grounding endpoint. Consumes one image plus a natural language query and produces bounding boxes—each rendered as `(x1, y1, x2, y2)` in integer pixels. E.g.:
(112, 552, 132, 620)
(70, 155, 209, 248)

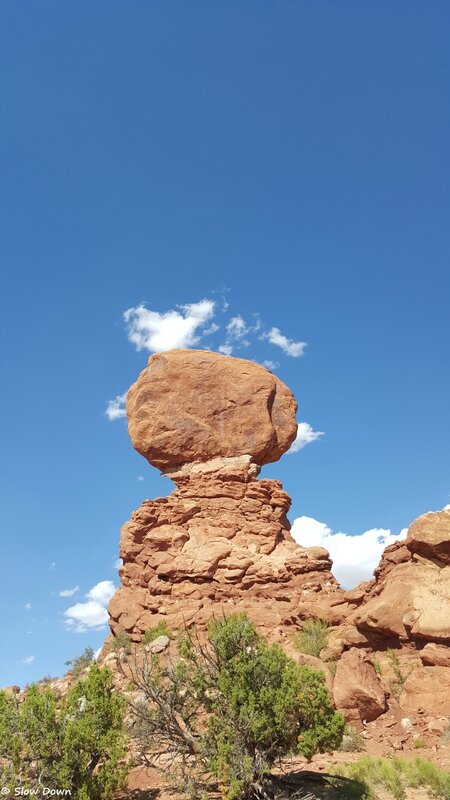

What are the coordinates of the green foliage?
(386, 649, 410, 700)
(412, 736, 427, 749)
(339, 724, 364, 752)
(142, 620, 172, 644)
(129, 612, 344, 800)
(64, 646, 95, 677)
(111, 632, 132, 653)
(0, 664, 128, 799)
(371, 656, 382, 676)
(331, 755, 450, 800)
(292, 618, 329, 658)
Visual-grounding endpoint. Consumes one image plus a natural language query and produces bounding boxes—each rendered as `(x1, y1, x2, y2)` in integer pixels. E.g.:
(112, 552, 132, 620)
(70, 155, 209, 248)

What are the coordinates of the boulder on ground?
(333, 648, 387, 725)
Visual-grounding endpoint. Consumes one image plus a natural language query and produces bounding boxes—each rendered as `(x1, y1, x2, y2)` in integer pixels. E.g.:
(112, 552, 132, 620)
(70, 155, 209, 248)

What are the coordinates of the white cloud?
(218, 315, 256, 356)
(444, 504, 450, 510)
(137, 475, 144, 482)
(291, 515, 408, 589)
(227, 315, 248, 339)
(124, 300, 215, 352)
(64, 580, 116, 634)
(50, 561, 56, 570)
(262, 360, 279, 370)
(93, 646, 102, 661)
(203, 322, 220, 336)
(59, 585, 79, 598)
(114, 557, 123, 570)
(266, 327, 307, 357)
(24, 603, 32, 610)
(86, 580, 116, 605)
(21, 655, 35, 664)
(288, 422, 324, 453)
(105, 393, 127, 421)
(218, 344, 233, 356)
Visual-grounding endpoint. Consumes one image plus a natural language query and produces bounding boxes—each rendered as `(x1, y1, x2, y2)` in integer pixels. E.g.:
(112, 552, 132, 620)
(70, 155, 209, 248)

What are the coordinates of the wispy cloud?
(288, 422, 324, 453)
(21, 655, 35, 664)
(105, 392, 127, 421)
(64, 580, 116, 633)
(265, 327, 307, 357)
(24, 603, 32, 610)
(291, 516, 408, 588)
(262, 360, 279, 371)
(59, 585, 79, 598)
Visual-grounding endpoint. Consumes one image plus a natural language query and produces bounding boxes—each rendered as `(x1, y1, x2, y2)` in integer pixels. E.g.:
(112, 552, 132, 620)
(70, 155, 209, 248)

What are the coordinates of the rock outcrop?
(350, 509, 450, 644)
(109, 350, 342, 642)
(107, 348, 450, 738)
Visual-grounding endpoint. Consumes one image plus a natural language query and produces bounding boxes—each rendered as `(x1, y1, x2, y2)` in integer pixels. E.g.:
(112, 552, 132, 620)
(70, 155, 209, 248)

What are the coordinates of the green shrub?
(64, 646, 95, 677)
(142, 620, 172, 644)
(339, 724, 364, 752)
(371, 656, 382, 676)
(331, 755, 450, 800)
(412, 736, 427, 749)
(0, 663, 128, 799)
(292, 618, 329, 658)
(128, 612, 344, 799)
(386, 649, 410, 700)
(111, 632, 132, 653)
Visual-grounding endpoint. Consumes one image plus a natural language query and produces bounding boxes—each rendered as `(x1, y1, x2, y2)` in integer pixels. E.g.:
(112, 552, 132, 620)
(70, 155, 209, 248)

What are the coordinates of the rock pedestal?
(109, 456, 341, 641)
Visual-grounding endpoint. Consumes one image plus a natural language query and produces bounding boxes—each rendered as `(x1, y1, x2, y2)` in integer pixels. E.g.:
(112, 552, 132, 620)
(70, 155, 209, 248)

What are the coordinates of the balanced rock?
(109, 350, 342, 642)
(126, 349, 298, 471)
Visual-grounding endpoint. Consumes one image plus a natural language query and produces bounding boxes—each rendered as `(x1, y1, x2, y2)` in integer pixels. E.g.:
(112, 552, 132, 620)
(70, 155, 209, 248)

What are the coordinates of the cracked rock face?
(126, 349, 298, 472)
(109, 458, 340, 640)
(109, 350, 343, 641)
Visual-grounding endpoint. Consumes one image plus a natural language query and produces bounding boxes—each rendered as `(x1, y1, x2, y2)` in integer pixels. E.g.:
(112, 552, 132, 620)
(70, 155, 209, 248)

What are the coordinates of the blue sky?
(1, 1, 449, 686)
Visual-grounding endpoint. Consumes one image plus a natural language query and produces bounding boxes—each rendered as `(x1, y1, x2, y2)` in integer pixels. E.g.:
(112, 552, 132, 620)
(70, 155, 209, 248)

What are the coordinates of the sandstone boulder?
(126, 349, 298, 471)
(333, 648, 387, 725)
(350, 510, 450, 643)
(406, 509, 450, 565)
(419, 643, 450, 667)
(399, 666, 450, 715)
(352, 561, 450, 641)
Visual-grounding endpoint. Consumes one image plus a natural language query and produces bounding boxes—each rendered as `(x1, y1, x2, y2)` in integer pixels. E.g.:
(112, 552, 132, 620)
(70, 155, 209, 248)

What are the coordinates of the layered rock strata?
(109, 349, 343, 641)
(109, 455, 342, 640)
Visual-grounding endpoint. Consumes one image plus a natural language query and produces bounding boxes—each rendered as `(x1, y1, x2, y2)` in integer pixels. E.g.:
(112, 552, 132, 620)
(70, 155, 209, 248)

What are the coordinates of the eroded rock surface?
(126, 349, 298, 471)
(350, 509, 450, 643)
(109, 456, 341, 640)
(333, 648, 387, 725)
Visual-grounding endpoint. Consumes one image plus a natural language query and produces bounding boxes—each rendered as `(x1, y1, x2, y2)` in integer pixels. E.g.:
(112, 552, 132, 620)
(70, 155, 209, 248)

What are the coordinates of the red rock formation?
(108, 347, 450, 734)
(109, 455, 342, 641)
(350, 509, 450, 644)
(109, 350, 342, 641)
